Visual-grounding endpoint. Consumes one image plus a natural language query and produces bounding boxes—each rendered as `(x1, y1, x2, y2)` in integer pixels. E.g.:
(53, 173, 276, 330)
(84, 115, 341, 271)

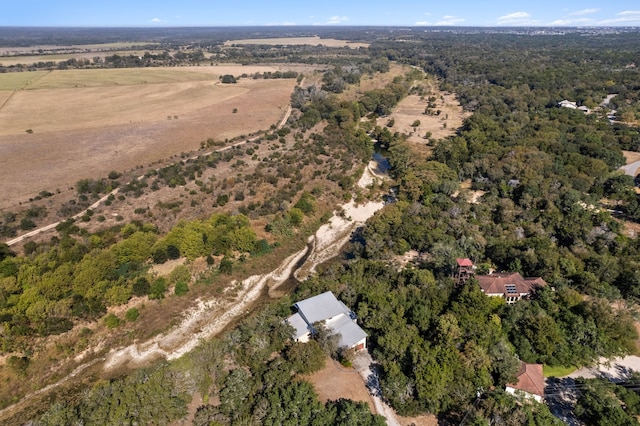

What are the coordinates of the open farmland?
(0, 42, 159, 55)
(223, 36, 369, 49)
(0, 66, 298, 208)
(0, 52, 158, 67)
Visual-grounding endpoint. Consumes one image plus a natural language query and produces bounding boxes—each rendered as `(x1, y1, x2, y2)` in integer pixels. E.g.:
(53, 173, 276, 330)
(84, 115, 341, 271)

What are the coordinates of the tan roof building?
(475, 272, 546, 304)
(506, 362, 545, 403)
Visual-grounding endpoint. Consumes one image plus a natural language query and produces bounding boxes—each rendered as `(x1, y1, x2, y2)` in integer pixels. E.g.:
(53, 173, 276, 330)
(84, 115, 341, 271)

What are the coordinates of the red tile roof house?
(286, 291, 367, 351)
(506, 362, 545, 403)
(474, 272, 546, 304)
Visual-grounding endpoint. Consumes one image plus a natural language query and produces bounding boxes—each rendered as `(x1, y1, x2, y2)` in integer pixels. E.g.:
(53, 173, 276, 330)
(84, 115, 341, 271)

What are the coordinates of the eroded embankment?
(104, 161, 385, 370)
(0, 159, 388, 422)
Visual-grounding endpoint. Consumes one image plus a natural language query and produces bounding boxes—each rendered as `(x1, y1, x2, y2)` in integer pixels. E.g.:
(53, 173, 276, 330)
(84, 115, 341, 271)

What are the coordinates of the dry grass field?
(1, 42, 157, 55)
(223, 36, 369, 49)
(0, 42, 163, 66)
(377, 89, 470, 156)
(306, 357, 376, 412)
(0, 71, 50, 91)
(337, 63, 408, 102)
(0, 65, 297, 208)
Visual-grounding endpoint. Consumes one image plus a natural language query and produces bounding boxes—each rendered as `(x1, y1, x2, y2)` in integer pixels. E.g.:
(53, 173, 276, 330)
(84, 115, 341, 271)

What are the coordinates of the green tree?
(285, 341, 326, 374)
(149, 277, 167, 300)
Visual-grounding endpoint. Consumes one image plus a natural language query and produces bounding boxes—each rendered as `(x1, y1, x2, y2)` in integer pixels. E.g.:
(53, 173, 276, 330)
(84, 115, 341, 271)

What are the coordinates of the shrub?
(132, 277, 151, 296)
(7, 355, 30, 377)
(174, 281, 189, 296)
(125, 308, 140, 322)
(152, 247, 168, 264)
(219, 256, 233, 274)
(288, 208, 304, 226)
(220, 74, 237, 83)
(294, 193, 316, 214)
(104, 313, 121, 329)
(149, 277, 168, 299)
(19, 218, 36, 230)
(216, 194, 229, 207)
(166, 244, 181, 260)
(23, 241, 37, 255)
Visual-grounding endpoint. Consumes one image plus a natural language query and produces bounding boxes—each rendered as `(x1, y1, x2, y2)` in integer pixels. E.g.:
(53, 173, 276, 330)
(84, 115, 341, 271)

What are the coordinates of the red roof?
(456, 258, 474, 267)
(507, 362, 545, 397)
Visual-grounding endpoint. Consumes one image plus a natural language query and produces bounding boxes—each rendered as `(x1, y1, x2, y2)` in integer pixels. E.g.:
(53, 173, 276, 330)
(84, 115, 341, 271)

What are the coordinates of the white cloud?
(414, 21, 431, 26)
(618, 10, 640, 16)
(550, 18, 593, 26)
(435, 15, 464, 25)
(498, 12, 530, 22)
(496, 11, 539, 25)
(599, 10, 640, 25)
(569, 8, 599, 16)
(326, 15, 349, 24)
(151, 18, 164, 23)
(266, 22, 297, 26)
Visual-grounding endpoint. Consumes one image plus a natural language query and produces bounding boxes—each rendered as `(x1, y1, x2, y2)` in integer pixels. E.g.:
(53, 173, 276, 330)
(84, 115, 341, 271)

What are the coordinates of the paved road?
(621, 160, 640, 177)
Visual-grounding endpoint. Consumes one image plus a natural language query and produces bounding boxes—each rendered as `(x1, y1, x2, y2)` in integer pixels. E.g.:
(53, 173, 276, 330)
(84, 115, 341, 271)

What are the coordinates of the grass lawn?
(24, 68, 215, 89)
(543, 365, 577, 377)
(0, 71, 50, 90)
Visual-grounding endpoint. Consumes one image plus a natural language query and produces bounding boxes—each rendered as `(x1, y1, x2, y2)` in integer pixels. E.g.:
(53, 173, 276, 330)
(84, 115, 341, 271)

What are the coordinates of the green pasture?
(0, 68, 215, 91)
(0, 71, 50, 91)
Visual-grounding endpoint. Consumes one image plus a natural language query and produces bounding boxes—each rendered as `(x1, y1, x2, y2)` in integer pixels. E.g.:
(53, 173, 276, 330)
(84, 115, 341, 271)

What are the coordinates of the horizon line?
(1, 24, 639, 29)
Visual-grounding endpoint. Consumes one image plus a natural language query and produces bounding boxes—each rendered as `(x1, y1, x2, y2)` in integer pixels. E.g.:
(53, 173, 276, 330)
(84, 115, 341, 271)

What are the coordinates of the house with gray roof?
(286, 291, 367, 351)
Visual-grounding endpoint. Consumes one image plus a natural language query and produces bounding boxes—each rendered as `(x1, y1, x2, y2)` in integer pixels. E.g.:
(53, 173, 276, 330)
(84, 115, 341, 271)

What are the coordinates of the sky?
(3, 1, 640, 27)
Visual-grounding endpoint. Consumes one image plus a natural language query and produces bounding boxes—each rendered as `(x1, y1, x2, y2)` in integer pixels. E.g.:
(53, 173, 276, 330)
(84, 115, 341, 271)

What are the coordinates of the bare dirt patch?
(339, 63, 407, 102)
(619, 218, 640, 238)
(0, 68, 297, 209)
(379, 90, 469, 155)
(396, 414, 439, 426)
(305, 357, 375, 412)
(623, 150, 640, 165)
(224, 36, 369, 49)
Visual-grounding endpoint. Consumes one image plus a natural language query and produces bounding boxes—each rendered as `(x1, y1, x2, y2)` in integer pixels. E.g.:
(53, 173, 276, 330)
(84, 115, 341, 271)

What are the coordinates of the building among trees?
(455, 259, 546, 303)
(506, 362, 545, 403)
(286, 291, 367, 351)
(475, 272, 547, 304)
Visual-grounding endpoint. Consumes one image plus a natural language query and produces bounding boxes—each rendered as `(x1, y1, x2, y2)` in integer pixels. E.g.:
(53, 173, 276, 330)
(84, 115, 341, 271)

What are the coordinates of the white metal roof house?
(558, 99, 578, 109)
(286, 291, 367, 351)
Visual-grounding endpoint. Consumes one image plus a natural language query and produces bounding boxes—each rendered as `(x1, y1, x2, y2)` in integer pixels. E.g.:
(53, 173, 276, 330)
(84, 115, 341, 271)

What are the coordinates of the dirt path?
(353, 352, 402, 426)
(3, 104, 293, 247)
(105, 157, 384, 370)
(0, 156, 387, 421)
